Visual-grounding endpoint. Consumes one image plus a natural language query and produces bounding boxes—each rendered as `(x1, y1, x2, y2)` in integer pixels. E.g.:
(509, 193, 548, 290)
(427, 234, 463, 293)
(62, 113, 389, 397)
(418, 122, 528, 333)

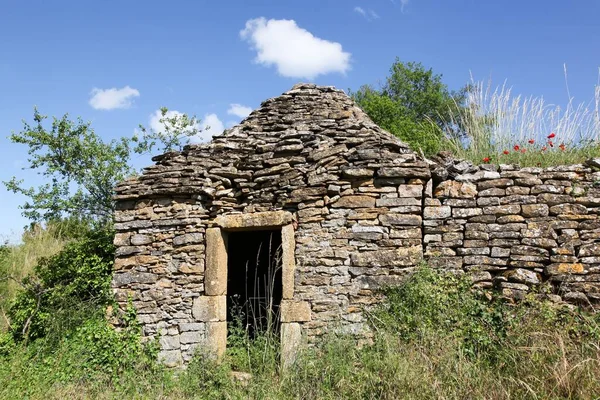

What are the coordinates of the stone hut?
(113, 84, 430, 366)
(113, 83, 600, 367)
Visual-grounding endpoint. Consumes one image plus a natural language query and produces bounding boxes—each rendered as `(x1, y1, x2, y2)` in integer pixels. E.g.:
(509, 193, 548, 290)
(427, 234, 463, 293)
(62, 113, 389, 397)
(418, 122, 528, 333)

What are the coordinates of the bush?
(8, 226, 114, 342)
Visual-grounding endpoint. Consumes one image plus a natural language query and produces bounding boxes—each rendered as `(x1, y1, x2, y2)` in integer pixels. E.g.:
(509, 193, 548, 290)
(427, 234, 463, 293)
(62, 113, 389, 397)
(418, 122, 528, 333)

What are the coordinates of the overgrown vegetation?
(446, 74, 600, 166)
(1, 260, 599, 399)
(3, 108, 201, 222)
(355, 61, 600, 166)
(351, 59, 469, 155)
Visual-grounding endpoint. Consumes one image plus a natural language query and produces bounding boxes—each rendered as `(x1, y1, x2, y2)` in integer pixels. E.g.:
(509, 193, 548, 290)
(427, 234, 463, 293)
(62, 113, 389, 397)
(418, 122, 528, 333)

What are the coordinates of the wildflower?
(541, 146, 547, 151)
(559, 143, 566, 151)
(514, 145, 520, 151)
(528, 139, 535, 144)
(503, 150, 510, 155)
(548, 133, 556, 139)
(521, 148, 526, 153)
(548, 141, 554, 147)
(482, 157, 490, 163)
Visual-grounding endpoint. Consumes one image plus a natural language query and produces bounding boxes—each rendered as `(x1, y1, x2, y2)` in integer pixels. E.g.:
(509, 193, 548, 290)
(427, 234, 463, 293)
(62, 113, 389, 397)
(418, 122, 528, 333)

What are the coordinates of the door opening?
(226, 229, 283, 339)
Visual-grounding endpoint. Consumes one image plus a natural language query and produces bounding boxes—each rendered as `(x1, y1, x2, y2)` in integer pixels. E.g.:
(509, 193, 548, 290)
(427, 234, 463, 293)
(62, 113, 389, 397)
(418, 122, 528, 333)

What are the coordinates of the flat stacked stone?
(113, 84, 428, 365)
(424, 152, 600, 304)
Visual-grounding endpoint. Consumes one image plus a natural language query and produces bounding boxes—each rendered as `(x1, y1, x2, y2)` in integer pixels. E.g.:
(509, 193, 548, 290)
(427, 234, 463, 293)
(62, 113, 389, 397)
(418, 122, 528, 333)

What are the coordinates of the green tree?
(351, 59, 468, 155)
(4, 107, 200, 223)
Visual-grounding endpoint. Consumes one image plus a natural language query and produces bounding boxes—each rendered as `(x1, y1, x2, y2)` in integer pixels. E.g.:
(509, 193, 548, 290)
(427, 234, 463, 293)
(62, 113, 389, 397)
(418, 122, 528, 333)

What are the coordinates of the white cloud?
(240, 17, 351, 80)
(227, 103, 253, 119)
(89, 86, 140, 110)
(195, 113, 224, 143)
(354, 6, 380, 21)
(400, 0, 409, 12)
(148, 109, 223, 144)
(354, 6, 367, 17)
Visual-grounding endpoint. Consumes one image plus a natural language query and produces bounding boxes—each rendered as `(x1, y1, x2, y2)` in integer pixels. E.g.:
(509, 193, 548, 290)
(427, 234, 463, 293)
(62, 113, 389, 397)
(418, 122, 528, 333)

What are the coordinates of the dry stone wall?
(424, 153, 600, 305)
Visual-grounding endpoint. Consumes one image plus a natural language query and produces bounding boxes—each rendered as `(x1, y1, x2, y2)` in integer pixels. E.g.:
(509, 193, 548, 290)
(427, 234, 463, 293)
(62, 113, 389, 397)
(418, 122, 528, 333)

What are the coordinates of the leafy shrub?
(375, 266, 509, 360)
(351, 59, 467, 156)
(8, 226, 114, 341)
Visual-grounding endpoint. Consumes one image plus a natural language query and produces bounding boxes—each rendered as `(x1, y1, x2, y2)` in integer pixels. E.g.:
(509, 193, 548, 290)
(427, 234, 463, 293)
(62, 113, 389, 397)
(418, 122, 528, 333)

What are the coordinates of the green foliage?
(376, 266, 508, 360)
(352, 59, 468, 155)
(4, 107, 200, 223)
(0, 312, 158, 398)
(8, 227, 115, 341)
(135, 106, 201, 154)
(4, 109, 133, 221)
(0, 266, 600, 398)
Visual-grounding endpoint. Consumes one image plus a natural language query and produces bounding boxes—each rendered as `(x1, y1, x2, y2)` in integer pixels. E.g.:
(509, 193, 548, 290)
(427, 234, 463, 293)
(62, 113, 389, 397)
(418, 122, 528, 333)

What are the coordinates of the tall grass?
(1, 267, 599, 399)
(0, 224, 67, 330)
(446, 68, 600, 166)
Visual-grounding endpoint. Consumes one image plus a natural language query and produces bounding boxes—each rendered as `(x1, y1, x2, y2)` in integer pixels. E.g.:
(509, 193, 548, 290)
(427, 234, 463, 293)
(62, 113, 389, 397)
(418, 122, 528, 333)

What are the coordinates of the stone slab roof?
(115, 83, 420, 200)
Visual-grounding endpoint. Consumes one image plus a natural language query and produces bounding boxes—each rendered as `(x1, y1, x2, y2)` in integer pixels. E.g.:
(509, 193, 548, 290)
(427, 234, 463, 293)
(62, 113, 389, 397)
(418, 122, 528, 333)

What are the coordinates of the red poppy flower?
(559, 143, 566, 151)
(514, 145, 520, 151)
(548, 133, 556, 139)
(482, 157, 490, 163)
(541, 146, 547, 151)
(548, 141, 554, 147)
(528, 139, 535, 144)
(521, 148, 526, 153)
(503, 150, 510, 155)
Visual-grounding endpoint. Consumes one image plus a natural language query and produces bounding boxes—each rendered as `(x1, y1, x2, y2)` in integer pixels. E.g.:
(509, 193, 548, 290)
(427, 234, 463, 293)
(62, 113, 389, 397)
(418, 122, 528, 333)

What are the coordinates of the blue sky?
(1, 0, 599, 242)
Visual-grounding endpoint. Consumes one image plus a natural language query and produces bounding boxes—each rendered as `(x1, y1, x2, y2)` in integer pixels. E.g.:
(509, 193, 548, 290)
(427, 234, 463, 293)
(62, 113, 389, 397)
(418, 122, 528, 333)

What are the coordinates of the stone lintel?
(215, 211, 293, 230)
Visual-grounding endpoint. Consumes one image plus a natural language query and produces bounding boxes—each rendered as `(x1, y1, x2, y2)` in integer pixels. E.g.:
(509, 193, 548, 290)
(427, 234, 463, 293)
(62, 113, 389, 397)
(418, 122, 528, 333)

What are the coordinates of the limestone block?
(546, 263, 585, 275)
(180, 330, 205, 344)
(205, 228, 227, 296)
(158, 350, 182, 367)
(579, 243, 600, 257)
(503, 269, 540, 285)
(159, 334, 181, 350)
(192, 296, 226, 322)
(281, 301, 311, 322)
(281, 322, 302, 369)
(281, 224, 296, 299)
(398, 184, 423, 198)
(453, 208, 483, 218)
(434, 181, 477, 199)
(332, 195, 376, 208)
(375, 197, 420, 207)
(351, 246, 422, 267)
(549, 203, 588, 215)
(379, 214, 422, 226)
(206, 321, 227, 360)
(215, 211, 293, 229)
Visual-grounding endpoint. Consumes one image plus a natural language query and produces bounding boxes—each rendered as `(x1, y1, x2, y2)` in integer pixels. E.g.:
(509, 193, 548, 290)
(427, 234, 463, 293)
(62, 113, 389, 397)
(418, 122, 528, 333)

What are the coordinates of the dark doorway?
(226, 229, 283, 338)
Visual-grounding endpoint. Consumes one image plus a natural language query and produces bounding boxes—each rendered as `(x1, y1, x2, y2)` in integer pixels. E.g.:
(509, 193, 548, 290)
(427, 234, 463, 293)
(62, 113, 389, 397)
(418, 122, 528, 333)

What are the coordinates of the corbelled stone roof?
(115, 83, 425, 201)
